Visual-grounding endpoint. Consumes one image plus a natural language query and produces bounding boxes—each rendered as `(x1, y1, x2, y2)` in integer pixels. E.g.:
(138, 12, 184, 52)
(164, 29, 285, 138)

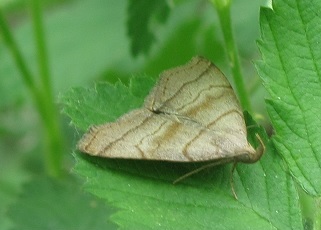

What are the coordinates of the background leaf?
(1, 0, 300, 229)
(257, 0, 321, 196)
(7, 176, 117, 230)
(127, 0, 170, 56)
(62, 75, 302, 229)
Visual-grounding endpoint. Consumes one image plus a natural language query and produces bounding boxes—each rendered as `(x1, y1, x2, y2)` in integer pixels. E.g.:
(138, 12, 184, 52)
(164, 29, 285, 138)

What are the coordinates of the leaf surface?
(7, 176, 116, 230)
(257, 0, 321, 195)
(62, 76, 302, 229)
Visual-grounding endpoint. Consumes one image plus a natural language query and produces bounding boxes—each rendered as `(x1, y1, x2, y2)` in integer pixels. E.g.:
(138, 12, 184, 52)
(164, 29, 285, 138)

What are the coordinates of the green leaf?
(62, 77, 156, 131)
(0, 151, 30, 230)
(127, 0, 170, 56)
(62, 76, 302, 229)
(257, 0, 321, 196)
(7, 176, 117, 230)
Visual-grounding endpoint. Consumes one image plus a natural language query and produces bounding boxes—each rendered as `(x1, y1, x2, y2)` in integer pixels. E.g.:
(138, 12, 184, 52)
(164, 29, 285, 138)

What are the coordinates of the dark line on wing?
(82, 126, 102, 151)
(181, 89, 233, 120)
(135, 119, 168, 158)
(135, 145, 146, 159)
(159, 65, 211, 109)
(206, 109, 243, 129)
(182, 109, 242, 160)
(175, 84, 233, 112)
(100, 115, 153, 154)
(156, 122, 180, 144)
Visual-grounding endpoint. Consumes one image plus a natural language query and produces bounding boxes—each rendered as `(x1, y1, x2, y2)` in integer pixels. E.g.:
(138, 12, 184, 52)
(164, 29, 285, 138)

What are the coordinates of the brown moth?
(78, 56, 264, 194)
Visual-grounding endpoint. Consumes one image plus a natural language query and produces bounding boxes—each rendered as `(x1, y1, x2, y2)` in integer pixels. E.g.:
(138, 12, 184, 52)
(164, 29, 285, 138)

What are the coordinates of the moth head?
(236, 134, 265, 163)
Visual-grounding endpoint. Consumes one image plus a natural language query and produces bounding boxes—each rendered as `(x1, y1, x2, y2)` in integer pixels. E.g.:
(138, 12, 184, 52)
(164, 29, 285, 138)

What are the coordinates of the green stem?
(30, 0, 64, 178)
(0, 4, 63, 178)
(30, 0, 51, 96)
(211, 0, 252, 112)
(0, 9, 42, 110)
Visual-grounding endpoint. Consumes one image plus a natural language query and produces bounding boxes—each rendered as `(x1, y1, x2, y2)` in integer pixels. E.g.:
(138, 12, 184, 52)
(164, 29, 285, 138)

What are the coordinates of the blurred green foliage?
(3, 0, 320, 229)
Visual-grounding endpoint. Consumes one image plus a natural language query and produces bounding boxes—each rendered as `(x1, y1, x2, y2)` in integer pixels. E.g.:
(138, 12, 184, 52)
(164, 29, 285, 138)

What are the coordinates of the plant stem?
(211, 0, 252, 112)
(30, 0, 64, 178)
(30, 0, 51, 96)
(0, 3, 64, 178)
(0, 10, 42, 110)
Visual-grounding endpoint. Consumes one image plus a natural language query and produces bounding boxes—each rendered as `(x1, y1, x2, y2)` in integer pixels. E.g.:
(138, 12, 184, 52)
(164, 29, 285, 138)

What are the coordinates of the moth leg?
(173, 159, 231, 184)
(230, 162, 238, 200)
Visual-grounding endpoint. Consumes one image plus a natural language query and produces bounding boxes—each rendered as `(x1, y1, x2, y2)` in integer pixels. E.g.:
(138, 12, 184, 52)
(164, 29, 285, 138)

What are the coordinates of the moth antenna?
(230, 162, 238, 200)
(173, 159, 231, 184)
(246, 124, 256, 129)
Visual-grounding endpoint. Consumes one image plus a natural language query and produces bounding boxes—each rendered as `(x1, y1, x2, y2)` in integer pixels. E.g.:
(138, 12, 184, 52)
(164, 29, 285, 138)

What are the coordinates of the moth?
(78, 56, 264, 196)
